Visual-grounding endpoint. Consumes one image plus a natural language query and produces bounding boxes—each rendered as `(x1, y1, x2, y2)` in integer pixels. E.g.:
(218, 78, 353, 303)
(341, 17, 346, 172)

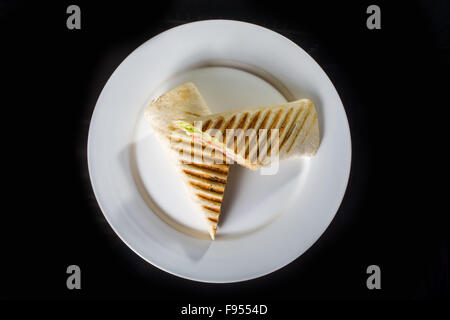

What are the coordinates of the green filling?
(174, 121, 201, 135)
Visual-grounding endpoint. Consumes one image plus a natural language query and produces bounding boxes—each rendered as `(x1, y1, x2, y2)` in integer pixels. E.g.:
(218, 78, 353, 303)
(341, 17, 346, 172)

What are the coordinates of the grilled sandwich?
(174, 99, 320, 170)
(145, 82, 230, 240)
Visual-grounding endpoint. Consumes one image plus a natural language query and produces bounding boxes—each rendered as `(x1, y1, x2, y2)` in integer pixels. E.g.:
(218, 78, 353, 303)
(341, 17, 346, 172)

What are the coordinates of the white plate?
(88, 20, 351, 283)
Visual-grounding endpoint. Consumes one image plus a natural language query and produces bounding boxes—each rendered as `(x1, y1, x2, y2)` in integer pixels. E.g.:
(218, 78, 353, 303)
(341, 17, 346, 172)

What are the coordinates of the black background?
(1, 0, 448, 307)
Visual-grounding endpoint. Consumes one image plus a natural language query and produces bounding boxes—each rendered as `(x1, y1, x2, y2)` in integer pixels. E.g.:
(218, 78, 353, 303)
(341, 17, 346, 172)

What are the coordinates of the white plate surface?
(88, 20, 351, 282)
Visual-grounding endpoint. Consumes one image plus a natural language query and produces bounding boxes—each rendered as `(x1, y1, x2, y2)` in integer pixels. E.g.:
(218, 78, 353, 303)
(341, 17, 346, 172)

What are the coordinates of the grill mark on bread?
(267, 109, 283, 141)
(171, 144, 225, 164)
(170, 134, 195, 144)
(168, 135, 182, 143)
(300, 113, 317, 145)
(202, 205, 221, 214)
(182, 169, 227, 184)
(170, 133, 201, 156)
(207, 117, 225, 158)
(244, 111, 261, 159)
(189, 181, 224, 194)
(197, 154, 227, 166)
(212, 117, 224, 130)
(267, 108, 293, 156)
(237, 112, 254, 152)
(222, 115, 237, 136)
(202, 119, 212, 131)
(216, 118, 228, 161)
(228, 112, 249, 153)
(184, 111, 200, 117)
(181, 163, 229, 179)
(208, 216, 219, 223)
(171, 137, 211, 150)
(236, 113, 249, 129)
(279, 106, 304, 152)
(258, 109, 283, 160)
(196, 193, 223, 204)
(279, 108, 294, 136)
(246, 112, 260, 131)
(258, 110, 272, 129)
(247, 110, 272, 162)
(183, 161, 229, 174)
(229, 112, 249, 152)
(198, 118, 219, 159)
(221, 115, 237, 154)
(286, 104, 313, 153)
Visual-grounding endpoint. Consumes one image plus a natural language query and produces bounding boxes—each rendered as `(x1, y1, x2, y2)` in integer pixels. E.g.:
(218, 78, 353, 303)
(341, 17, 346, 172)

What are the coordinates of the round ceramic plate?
(88, 20, 351, 283)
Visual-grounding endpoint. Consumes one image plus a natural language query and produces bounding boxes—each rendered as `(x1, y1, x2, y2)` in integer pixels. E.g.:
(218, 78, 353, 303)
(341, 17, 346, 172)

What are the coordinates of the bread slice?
(145, 82, 229, 239)
(174, 99, 320, 170)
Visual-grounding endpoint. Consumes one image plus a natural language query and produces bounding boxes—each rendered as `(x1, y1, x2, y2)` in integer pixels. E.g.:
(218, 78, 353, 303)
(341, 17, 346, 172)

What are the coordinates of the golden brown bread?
(176, 99, 320, 170)
(145, 82, 230, 239)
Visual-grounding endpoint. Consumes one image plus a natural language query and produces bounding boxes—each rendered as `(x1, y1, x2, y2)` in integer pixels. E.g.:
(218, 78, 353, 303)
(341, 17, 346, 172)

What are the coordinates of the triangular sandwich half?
(145, 82, 229, 240)
(174, 99, 320, 170)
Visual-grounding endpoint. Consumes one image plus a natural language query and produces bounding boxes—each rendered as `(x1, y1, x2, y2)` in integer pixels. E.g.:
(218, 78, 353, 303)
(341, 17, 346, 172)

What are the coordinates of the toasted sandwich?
(145, 82, 230, 240)
(174, 99, 320, 170)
